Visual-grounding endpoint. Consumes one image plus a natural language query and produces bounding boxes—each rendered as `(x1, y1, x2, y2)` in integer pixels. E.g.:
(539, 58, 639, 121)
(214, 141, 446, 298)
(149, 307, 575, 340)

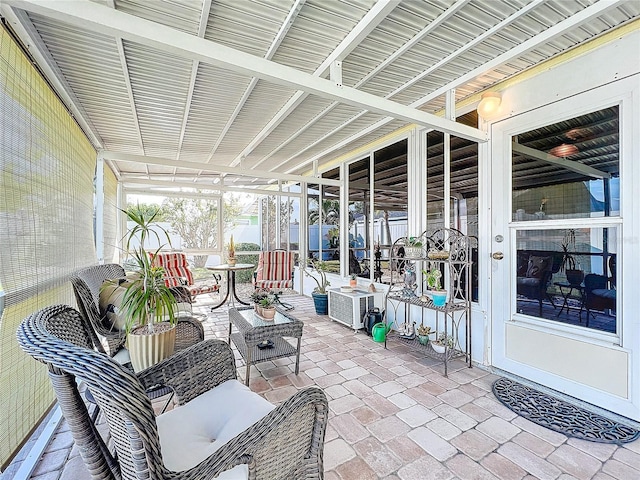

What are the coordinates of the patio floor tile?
(18, 293, 640, 480)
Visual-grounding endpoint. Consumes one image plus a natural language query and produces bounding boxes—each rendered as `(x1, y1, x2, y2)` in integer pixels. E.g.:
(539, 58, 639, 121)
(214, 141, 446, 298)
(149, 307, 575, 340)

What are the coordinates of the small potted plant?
(349, 273, 358, 288)
(227, 235, 237, 266)
(431, 332, 454, 354)
(405, 236, 423, 258)
(250, 289, 268, 315)
(303, 259, 330, 315)
(259, 296, 276, 320)
(424, 268, 447, 307)
(416, 324, 432, 345)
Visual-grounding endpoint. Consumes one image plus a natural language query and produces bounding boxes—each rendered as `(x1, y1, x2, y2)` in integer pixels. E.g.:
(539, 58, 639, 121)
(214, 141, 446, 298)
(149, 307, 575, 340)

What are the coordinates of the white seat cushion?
(156, 379, 275, 477)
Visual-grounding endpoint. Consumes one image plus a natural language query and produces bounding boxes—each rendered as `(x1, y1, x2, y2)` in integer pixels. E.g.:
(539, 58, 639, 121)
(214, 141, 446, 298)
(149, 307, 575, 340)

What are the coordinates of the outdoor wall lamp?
(477, 91, 502, 119)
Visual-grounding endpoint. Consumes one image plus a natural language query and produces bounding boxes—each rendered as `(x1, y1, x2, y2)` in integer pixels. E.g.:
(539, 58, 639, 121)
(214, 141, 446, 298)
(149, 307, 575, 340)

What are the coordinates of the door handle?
(492, 252, 504, 260)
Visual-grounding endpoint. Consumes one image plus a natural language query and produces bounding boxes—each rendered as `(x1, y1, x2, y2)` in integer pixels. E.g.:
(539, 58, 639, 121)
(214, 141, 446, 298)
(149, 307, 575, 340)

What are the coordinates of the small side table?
(207, 263, 254, 310)
(554, 282, 585, 319)
(228, 307, 303, 386)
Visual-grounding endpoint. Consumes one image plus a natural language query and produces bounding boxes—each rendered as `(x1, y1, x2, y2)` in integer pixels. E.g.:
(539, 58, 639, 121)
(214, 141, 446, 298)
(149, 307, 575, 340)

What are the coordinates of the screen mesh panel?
(0, 26, 97, 467)
(103, 165, 119, 263)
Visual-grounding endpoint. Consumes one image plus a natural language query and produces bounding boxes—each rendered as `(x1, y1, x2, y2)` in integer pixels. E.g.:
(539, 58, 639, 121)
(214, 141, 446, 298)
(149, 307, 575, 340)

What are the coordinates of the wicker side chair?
(18, 305, 328, 480)
(71, 264, 204, 357)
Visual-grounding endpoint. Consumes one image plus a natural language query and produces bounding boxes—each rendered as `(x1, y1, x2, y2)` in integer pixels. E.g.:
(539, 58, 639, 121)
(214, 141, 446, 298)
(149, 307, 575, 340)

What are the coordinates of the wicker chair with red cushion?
(152, 252, 219, 300)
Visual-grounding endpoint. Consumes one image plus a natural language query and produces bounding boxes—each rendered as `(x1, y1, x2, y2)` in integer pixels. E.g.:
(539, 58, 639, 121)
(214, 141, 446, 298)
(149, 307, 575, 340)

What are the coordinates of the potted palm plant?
(304, 259, 331, 315)
(119, 205, 178, 372)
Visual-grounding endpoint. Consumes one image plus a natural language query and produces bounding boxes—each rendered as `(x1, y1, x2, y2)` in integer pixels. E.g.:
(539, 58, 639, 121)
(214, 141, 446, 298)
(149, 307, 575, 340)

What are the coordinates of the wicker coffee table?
(228, 307, 303, 385)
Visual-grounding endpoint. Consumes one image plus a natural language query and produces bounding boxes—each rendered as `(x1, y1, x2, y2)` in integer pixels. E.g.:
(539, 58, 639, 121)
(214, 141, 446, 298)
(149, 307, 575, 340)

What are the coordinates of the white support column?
(407, 128, 421, 236)
(444, 89, 456, 230)
(275, 181, 282, 248)
(340, 162, 348, 277)
(95, 153, 105, 263)
(117, 181, 126, 263)
(300, 182, 308, 295)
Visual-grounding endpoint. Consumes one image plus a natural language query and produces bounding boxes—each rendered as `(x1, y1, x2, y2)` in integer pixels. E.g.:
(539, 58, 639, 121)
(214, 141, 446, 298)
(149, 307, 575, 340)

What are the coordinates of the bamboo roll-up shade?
(0, 26, 97, 468)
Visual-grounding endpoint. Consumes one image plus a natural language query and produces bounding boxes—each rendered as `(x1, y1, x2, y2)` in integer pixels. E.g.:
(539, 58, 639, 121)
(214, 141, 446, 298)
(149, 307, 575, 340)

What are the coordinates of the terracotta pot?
(350, 279, 358, 288)
(127, 322, 176, 372)
(261, 307, 276, 320)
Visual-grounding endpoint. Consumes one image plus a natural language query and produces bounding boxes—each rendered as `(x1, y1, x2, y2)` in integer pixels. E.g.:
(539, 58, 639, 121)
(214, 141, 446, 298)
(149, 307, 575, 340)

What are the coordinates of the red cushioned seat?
(152, 252, 219, 300)
(253, 251, 295, 290)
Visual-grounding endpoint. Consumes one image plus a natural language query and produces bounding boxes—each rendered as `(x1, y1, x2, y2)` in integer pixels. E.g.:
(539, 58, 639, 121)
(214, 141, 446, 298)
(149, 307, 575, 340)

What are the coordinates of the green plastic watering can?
(372, 322, 392, 342)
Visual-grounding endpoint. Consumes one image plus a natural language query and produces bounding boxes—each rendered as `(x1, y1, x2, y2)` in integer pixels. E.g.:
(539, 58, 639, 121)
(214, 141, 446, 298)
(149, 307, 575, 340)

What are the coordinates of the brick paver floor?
(5, 288, 640, 480)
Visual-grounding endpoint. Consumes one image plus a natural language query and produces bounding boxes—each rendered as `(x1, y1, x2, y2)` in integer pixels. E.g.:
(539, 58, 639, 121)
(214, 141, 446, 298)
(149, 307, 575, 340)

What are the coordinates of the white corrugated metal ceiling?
(1, 0, 638, 191)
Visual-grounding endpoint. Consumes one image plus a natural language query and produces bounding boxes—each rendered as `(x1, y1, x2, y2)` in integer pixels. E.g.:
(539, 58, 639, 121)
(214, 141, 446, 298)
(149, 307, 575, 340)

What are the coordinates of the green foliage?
(119, 248, 177, 333)
(423, 268, 442, 290)
(235, 242, 261, 283)
(303, 259, 331, 294)
(123, 204, 171, 252)
(126, 202, 167, 221)
(308, 199, 340, 225)
(161, 196, 244, 268)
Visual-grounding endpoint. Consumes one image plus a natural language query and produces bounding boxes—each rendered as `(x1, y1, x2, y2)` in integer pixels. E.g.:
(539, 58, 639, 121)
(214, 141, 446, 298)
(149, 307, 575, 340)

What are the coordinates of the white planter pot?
(127, 322, 176, 372)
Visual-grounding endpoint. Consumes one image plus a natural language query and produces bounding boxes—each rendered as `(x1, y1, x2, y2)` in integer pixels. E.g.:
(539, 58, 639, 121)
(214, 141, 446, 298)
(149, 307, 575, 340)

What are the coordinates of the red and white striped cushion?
(254, 251, 294, 289)
(151, 253, 194, 288)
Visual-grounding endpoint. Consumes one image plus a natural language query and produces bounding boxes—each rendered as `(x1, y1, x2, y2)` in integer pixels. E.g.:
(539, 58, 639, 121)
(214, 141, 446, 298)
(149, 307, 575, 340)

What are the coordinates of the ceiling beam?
(120, 177, 302, 198)
(7, 0, 485, 142)
(1, 4, 104, 148)
(101, 150, 341, 186)
(291, 0, 625, 173)
(231, 0, 401, 168)
(511, 142, 611, 179)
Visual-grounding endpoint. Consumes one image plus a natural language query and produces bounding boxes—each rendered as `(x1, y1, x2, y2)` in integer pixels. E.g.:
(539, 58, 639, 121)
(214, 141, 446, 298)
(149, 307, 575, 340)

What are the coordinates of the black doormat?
(493, 378, 640, 444)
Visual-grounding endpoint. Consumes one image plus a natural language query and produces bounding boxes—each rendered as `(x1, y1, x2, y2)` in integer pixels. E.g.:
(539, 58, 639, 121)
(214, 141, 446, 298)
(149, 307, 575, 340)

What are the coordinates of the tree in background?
(160, 196, 243, 268)
(261, 195, 294, 250)
(308, 199, 340, 225)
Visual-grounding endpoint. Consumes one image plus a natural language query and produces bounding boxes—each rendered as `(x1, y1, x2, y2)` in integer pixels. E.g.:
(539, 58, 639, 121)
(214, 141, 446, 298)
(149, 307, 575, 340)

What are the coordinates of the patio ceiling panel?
(242, 96, 336, 160)
(211, 80, 300, 161)
(122, 41, 193, 159)
(2, 0, 638, 189)
(205, 0, 296, 57)
(26, 13, 140, 152)
(272, 108, 388, 167)
(178, 65, 253, 162)
(114, 0, 204, 35)
(269, 0, 374, 74)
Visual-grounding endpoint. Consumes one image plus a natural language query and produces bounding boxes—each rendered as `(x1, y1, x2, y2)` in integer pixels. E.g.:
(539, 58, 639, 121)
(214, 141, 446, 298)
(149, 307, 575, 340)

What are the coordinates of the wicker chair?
(18, 305, 328, 480)
(71, 264, 204, 358)
(253, 251, 295, 310)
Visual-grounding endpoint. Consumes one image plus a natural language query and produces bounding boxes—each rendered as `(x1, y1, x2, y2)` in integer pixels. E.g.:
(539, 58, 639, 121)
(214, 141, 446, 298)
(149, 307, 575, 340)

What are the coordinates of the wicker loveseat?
(17, 305, 328, 480)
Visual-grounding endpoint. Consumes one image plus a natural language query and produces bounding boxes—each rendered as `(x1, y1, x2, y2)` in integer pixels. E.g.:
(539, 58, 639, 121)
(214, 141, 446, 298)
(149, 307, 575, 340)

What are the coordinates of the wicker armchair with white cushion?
(17, 305, 328, 480)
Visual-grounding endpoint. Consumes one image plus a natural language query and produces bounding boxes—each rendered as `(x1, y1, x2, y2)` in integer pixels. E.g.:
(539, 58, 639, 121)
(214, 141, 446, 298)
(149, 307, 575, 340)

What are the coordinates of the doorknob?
(492, 252, 504, 260)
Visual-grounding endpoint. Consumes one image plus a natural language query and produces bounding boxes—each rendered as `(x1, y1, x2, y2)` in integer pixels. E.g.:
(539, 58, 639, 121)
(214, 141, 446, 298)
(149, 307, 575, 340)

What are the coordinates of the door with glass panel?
(491, 98, 624, 409)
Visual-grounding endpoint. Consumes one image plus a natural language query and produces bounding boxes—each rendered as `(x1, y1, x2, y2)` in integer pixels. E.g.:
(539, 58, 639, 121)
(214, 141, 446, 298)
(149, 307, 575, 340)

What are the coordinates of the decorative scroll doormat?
(493, 378, 640, 444)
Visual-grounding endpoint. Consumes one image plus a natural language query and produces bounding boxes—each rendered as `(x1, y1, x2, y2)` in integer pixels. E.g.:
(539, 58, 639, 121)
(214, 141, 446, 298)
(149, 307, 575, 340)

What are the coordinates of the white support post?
(340, 162, 347, 278)
(444, 89, 456, 230)
(95, 153, 105, 263)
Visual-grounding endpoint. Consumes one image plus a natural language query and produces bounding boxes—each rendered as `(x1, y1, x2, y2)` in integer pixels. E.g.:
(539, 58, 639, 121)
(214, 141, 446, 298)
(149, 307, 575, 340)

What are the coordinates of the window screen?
(0, 27, 97, 468)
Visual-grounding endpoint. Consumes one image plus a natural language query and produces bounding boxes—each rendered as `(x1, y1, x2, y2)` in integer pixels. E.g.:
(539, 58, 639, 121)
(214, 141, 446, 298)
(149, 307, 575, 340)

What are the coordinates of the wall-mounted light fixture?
(549, 144, 579, 158)
(477, 91, 501, 119)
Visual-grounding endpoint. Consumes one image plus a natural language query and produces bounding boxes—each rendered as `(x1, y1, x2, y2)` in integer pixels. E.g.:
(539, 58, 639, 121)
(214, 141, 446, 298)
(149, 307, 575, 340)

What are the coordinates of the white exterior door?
(489, 79, 639, 421)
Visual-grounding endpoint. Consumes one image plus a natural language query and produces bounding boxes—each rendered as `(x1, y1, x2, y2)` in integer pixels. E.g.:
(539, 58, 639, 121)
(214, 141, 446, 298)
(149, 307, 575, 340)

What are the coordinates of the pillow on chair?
(526, 256, 551, 279)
